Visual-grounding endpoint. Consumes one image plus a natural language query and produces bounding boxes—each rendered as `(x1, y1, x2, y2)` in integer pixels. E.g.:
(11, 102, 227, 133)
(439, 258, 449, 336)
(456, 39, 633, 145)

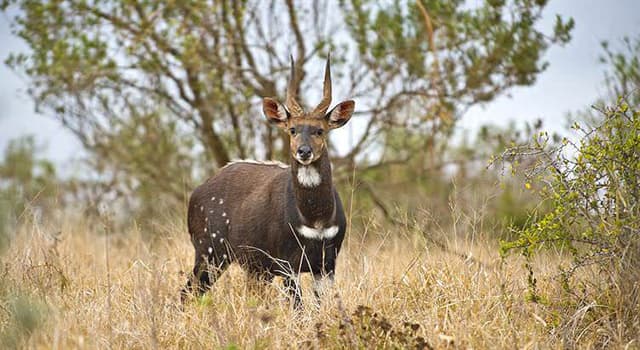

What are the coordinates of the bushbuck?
(182, 56, 355, 307)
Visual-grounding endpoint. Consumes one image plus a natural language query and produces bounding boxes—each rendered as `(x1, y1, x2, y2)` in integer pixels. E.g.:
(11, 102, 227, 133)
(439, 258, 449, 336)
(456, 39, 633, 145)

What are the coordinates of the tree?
(1, 0, 573, 213)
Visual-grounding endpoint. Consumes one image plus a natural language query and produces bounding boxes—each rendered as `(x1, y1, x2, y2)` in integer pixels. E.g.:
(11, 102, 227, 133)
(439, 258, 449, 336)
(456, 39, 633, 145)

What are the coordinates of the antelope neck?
(291, 151, 335, 226)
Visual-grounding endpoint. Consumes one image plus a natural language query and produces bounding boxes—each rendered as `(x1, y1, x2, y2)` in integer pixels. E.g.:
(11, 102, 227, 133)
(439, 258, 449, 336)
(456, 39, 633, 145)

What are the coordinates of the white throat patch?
(297, 225, 339, 240)
(297, 166, 321, 187)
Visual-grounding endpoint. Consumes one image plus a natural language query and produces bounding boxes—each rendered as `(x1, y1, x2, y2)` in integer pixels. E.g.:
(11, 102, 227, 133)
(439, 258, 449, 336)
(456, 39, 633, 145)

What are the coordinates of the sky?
(1, 1, 639, 171)
(460, 0, 640, 134)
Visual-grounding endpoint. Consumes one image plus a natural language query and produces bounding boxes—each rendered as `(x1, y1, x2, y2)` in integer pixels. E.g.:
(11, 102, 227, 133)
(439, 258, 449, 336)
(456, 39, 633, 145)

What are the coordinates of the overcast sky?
(1, 1, 639, 171)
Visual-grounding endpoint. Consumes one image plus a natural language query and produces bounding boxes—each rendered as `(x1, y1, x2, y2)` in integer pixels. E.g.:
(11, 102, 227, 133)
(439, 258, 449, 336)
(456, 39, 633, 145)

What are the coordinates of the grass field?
(0, 211, 634, 349)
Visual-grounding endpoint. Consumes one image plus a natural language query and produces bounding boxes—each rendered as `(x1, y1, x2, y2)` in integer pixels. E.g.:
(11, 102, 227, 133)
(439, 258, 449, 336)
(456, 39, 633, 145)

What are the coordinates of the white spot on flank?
(204, 228, 207, 232)
(297, 225, 339, 240)
(212, 233, 216, 238)
(225, 219, 230, 225)
(200, 206, 204, 212)
(198, 239, 202, 244)
(222, 212, 226, 217)
(211, 196, 216, 201)
(218, 198, 224, 205)
(208, 247, 213, 254)
(297, 166, 321, 187)
(205, 217, 208, 222)
(222, 254, 227, 259)
(219, 238, 224, 243)
(209, 210, 214, 214)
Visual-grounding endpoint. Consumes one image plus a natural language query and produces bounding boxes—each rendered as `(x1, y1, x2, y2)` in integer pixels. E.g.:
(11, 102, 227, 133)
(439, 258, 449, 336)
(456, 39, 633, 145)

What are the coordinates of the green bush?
(500, 96, 640, 342)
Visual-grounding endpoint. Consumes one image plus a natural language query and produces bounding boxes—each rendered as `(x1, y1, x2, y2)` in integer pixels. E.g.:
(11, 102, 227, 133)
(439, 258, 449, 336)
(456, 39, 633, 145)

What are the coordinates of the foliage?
(503, 98, 639, 272)
(495, 33, 640, 347)
(500, 96, 640, 348)
(500, 33, 640, 299)
(2, 0, 572, 215)
(0, 136, 57, 249)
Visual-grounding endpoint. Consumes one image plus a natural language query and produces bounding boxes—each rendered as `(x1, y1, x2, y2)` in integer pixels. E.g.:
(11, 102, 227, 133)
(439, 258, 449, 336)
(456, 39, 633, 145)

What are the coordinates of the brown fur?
(287, 118, 328, 163)
(181, 57, 354, 308)
(182, 155, 346, 306)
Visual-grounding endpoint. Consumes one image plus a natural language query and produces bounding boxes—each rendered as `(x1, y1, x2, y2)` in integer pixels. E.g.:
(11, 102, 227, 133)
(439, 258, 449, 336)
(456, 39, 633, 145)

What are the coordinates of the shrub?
(499, 96, 640, 343)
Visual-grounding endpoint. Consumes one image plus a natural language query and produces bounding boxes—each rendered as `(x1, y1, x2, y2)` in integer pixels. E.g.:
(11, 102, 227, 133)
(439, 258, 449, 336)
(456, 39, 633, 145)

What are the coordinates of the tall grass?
(0, 205, 635, 349)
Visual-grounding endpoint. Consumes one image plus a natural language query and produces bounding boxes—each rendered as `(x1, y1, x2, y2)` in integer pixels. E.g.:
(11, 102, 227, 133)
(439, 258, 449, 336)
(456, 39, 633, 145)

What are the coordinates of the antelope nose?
(297, 146, 312, 160)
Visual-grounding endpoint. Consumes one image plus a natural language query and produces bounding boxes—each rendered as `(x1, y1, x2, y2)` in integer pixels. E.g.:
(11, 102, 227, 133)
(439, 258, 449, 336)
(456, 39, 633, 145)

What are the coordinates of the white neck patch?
(297, 166, 321, 187)
(297, 225, 339, 240)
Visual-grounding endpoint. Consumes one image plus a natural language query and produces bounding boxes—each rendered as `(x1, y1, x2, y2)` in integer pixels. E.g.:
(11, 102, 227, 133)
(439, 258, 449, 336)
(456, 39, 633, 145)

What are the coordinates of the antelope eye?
(289, 128, 296, 135)
(316, 129, 324, 136)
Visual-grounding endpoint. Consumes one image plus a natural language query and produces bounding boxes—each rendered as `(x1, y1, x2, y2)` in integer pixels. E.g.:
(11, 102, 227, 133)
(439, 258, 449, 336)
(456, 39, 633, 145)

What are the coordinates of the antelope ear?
(326, 100, 355, 129)
(263, 97, 289, 128)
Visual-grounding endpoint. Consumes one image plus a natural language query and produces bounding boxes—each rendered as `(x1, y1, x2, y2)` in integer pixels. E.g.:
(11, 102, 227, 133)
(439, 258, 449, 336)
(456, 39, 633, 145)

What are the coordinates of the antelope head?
(263, 55, 355, 165)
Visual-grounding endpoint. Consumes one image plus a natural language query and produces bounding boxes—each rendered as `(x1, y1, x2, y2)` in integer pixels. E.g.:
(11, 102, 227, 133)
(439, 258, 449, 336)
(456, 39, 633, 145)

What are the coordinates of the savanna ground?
(2, 194, 622, 350)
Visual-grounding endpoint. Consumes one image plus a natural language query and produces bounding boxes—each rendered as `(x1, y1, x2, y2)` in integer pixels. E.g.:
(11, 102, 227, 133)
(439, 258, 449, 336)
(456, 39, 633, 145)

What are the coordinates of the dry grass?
(0, 212, 635, 349)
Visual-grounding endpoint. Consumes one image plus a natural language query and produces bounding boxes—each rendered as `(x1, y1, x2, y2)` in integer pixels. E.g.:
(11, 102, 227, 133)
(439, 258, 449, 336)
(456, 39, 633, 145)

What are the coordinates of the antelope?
(181, 56, 355, 308)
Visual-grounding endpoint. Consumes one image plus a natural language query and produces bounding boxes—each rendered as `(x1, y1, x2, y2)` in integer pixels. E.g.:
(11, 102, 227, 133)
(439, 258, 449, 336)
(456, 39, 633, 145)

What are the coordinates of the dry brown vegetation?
(3, 205, 628, 349)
